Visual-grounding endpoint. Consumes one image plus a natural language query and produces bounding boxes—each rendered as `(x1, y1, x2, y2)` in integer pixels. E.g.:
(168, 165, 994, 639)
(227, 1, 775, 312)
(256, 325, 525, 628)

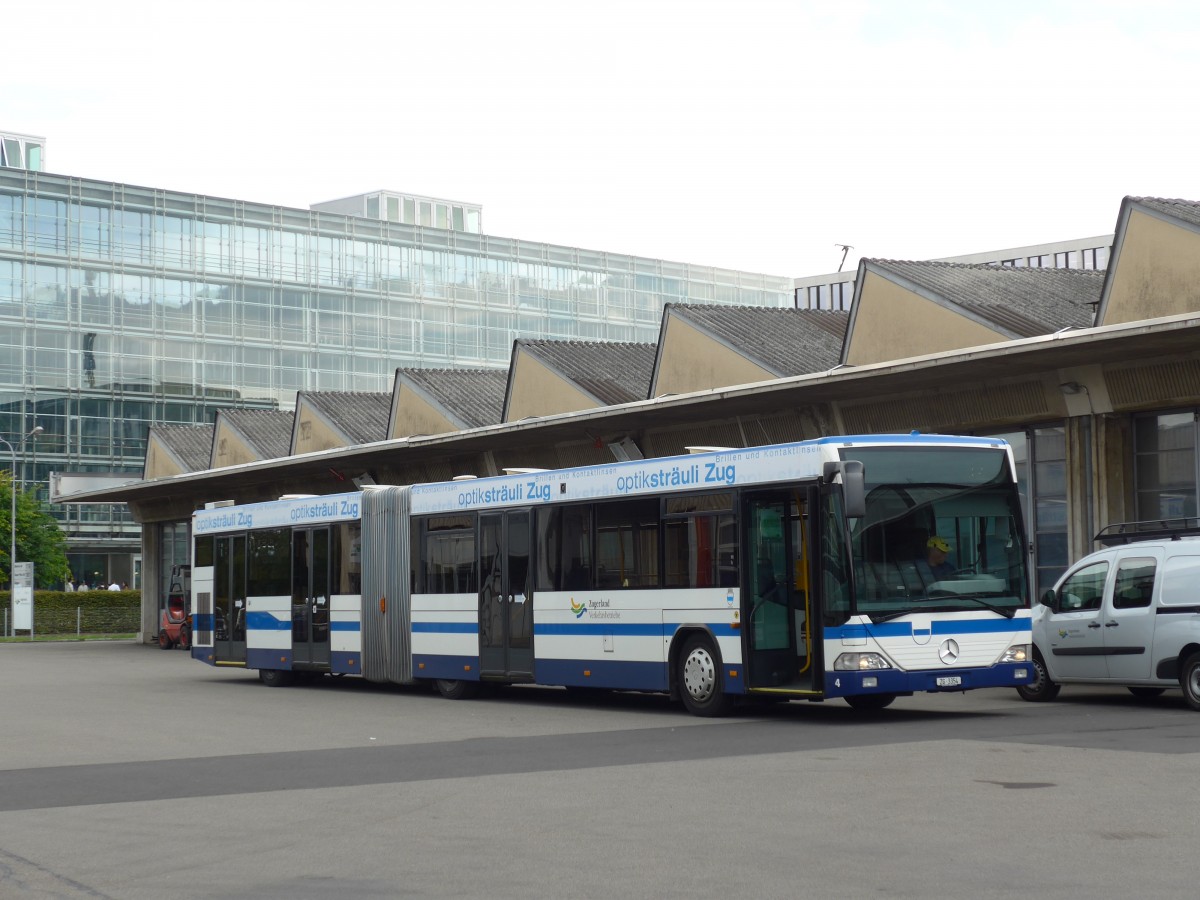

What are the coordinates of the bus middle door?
(214, 534, 247, 664)
(478, 511, 534, 680)
(292, 527, 331, 669)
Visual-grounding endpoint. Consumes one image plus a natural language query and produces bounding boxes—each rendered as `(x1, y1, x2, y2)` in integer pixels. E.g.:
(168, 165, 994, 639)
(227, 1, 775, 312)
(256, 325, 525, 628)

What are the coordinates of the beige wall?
(505, 352, 594, 421)
(143, 440, 186, 480)
(1104, 209, 1200, 324)
(293, 404, 347, 454)
(211, 424, 260, 468)
(653, 315, 774, 396)
(391, 385, 460, 438)
(845, 271, 1008, 365)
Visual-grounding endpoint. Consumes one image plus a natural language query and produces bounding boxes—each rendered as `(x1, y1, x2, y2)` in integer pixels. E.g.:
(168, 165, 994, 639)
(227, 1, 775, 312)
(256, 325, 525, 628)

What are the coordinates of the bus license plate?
(936, 676, 962, 687)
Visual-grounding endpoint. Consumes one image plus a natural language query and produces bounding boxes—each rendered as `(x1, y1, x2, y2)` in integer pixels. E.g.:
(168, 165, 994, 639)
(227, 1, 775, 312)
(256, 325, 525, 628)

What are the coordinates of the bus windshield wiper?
(928, 593, 1016, 618)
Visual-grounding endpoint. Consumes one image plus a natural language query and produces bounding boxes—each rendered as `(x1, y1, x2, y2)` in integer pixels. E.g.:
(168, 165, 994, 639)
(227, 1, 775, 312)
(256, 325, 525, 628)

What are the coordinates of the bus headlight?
(834, 652, 892, 671)
(999, 644, 1029, 663)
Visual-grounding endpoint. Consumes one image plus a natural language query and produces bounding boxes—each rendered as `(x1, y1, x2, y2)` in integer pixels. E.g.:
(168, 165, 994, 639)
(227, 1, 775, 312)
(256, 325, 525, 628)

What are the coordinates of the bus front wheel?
(844, 693, 896, 710)
(677, 635, 734, 717)
(259, 669, 294, 688)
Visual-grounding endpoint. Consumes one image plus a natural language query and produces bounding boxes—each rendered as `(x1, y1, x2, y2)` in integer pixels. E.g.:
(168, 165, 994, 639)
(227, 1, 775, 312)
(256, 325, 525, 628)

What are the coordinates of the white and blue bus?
(189, 434, 1033, 716)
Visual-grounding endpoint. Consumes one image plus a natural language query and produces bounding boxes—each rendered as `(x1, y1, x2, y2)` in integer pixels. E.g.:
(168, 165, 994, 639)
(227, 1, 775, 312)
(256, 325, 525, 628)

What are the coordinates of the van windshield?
(841, 447, 1029, 621)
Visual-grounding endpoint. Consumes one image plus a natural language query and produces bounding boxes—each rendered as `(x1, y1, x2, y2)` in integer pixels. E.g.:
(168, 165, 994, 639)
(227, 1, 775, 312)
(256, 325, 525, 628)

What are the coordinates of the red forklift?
(157, 564, 192, 650)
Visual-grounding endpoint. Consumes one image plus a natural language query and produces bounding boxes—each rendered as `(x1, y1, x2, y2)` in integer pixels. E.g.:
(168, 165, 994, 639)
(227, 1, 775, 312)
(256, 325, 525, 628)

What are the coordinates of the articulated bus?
(189, 434, 1034, 716)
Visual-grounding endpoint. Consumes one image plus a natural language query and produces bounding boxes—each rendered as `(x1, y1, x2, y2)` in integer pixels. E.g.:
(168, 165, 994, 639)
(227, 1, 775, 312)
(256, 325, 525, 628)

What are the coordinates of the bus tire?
(1180, 653, 1200, 711)
(1015, 651, 1060, 702)
(677, 634, 734, 717)
(844, 693, 896, 710)
(157, 629, 173, 650)
(436, 679, 480, 700)
(259, 668, 294, 688)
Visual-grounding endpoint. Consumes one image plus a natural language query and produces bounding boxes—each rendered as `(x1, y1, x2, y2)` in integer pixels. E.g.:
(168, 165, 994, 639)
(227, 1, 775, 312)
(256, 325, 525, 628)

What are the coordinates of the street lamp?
(4, 425, 44, 593)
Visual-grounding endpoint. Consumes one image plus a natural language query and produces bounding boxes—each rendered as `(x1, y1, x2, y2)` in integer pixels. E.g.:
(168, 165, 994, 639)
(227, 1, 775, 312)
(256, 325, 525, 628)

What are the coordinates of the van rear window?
(1160, 556, 1200, 606)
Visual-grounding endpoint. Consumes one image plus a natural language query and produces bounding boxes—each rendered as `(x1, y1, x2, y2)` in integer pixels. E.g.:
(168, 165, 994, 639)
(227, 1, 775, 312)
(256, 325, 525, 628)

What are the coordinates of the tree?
(1, 473, 70, 589)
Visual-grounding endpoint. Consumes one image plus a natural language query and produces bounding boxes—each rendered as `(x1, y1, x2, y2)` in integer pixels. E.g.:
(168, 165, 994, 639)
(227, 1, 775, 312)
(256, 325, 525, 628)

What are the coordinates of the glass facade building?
(0, 169, 792, 582)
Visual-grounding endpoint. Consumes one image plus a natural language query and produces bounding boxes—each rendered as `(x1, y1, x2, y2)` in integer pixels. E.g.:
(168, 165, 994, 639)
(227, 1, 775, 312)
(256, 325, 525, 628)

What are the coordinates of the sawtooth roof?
(298, 391, 391, 444)
(148, 424, 214, 473)
(398, 368, 508, 429)
(666, 304, 849, 376)
(220, 409, 294, 459)
(1132, 196, 1200, 229)
(867, 259, 1101, 336)
(515, 340, 657, 406)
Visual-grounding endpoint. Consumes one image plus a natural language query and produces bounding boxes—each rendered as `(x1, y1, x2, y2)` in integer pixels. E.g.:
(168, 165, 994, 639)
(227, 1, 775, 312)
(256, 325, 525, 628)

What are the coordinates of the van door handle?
(1105, 621, 1119, 628)
(1087, 622, 1101, 628)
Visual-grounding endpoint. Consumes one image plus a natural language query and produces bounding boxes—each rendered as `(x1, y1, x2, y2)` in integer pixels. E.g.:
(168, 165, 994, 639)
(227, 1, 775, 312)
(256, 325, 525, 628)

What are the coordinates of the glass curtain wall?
(0, 170, 792, 564)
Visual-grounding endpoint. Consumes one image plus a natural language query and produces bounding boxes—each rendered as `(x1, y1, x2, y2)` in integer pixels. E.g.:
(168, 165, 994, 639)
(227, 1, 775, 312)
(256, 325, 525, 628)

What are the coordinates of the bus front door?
(478, 511, 534, 680)
(214, 535, 247, 664)
(745, 492, 816, 692)
(292, 527, 331, 668)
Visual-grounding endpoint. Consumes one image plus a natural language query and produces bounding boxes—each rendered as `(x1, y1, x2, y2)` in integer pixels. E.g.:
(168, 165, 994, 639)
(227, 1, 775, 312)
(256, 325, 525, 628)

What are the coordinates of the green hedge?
(2, 590, 141, 635)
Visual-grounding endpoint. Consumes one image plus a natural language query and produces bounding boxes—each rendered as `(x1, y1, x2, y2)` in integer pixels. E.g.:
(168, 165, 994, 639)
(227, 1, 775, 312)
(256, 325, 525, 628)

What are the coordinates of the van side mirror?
(1039, 588, 1056, 608)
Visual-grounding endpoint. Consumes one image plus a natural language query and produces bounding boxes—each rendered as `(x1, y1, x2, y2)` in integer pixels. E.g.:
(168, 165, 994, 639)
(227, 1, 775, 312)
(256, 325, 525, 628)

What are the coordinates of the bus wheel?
(157, 629, 173, 650)
(844, 693, 896, 710)
(1015, 652, 1060, 702)
(259, 669, 294, 688)
(178, 624, 192, 651)
(1180, 653, 1200, 711)
(436, 679, 480, 700)
(678, 635, 734, 717)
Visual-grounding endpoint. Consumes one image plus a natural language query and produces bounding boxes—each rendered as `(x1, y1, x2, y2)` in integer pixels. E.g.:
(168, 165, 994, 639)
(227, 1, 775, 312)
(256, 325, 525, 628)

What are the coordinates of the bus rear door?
(478, 511, 534, 680)
(292, 527, 331, 668)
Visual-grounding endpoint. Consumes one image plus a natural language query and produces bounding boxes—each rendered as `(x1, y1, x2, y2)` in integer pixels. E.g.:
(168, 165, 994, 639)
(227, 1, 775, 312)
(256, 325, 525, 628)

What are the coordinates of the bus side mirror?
(822, 460, 865, 518)
(1039, 588, 1056, 608)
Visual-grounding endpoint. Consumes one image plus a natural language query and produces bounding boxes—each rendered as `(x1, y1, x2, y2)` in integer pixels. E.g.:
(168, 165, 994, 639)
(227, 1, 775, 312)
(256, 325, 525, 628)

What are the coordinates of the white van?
(1018, 520, 1200, 709)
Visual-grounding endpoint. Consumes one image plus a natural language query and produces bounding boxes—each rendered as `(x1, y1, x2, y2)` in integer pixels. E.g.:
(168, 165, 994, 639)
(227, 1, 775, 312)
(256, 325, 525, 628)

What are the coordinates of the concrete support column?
(140, 524, 161, 645)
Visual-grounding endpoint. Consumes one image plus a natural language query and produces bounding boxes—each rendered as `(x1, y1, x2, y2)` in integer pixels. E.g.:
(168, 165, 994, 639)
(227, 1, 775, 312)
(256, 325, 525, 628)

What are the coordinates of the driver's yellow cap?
(927, 536, 950, 552)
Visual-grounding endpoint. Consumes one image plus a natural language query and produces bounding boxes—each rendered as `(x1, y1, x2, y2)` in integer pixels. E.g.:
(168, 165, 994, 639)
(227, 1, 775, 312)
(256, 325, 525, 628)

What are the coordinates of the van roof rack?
(1094, 517, 1200, 545)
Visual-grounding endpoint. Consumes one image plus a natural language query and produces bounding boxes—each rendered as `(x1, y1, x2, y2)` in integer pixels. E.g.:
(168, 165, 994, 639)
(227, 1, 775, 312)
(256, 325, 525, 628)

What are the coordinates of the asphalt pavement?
(2, 641, 1199, 899)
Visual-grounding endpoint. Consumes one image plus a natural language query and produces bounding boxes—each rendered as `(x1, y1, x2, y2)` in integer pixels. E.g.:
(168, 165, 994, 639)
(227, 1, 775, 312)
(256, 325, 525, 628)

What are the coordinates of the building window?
(1135, 411, 1197, 520)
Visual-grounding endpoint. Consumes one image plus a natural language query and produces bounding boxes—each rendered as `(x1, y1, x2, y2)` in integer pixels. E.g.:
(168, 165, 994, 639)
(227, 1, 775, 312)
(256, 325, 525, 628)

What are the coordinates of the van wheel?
(1015, 651, 1060, 702)
(1180, 653, 1200, 711)
(677, 635, 734, 717)
(1127, 687, 1166, 700)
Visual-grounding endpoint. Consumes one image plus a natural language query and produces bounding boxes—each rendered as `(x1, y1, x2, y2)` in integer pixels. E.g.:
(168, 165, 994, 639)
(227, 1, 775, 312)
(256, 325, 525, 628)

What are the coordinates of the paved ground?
(2, 641, 1199, 898)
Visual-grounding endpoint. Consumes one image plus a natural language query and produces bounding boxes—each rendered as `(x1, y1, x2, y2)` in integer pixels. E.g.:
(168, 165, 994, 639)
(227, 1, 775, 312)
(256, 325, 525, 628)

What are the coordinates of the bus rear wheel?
(677, 635, 734, 717)
(259, 669, 295, 687)
(435, 679, 480, 700)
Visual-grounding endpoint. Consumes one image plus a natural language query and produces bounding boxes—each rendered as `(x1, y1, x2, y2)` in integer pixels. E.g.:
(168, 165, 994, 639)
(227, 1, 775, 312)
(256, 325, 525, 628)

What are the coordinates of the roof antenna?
(835, 243, 853, 273)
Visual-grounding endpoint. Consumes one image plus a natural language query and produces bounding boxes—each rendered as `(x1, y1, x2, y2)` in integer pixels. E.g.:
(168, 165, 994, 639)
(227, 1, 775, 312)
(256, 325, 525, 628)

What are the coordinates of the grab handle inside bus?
(823, 460, 865, 519)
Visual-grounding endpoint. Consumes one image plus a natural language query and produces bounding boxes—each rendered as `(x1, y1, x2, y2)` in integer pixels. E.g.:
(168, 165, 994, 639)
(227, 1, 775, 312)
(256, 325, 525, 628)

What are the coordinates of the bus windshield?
(842, 447, 1029, 621)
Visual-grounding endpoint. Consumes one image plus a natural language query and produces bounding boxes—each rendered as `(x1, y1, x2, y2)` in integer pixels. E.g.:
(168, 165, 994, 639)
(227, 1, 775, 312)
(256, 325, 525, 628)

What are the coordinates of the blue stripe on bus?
(823, 661, 1031, 697)
(329, 621, 359, 632)
(536, 658, 670, 691)
(412, 654, 481, 681)
(828, 618, 1031, 640)
(412, 622, 479, 634)
(534, 622, 740, 637)
(247, 647, 292, 670)
(246, 612, 290, 631)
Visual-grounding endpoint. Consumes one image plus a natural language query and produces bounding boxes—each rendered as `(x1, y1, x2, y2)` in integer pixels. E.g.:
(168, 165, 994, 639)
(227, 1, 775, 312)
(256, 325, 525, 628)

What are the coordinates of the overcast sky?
(6, 0, 1198, 277)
